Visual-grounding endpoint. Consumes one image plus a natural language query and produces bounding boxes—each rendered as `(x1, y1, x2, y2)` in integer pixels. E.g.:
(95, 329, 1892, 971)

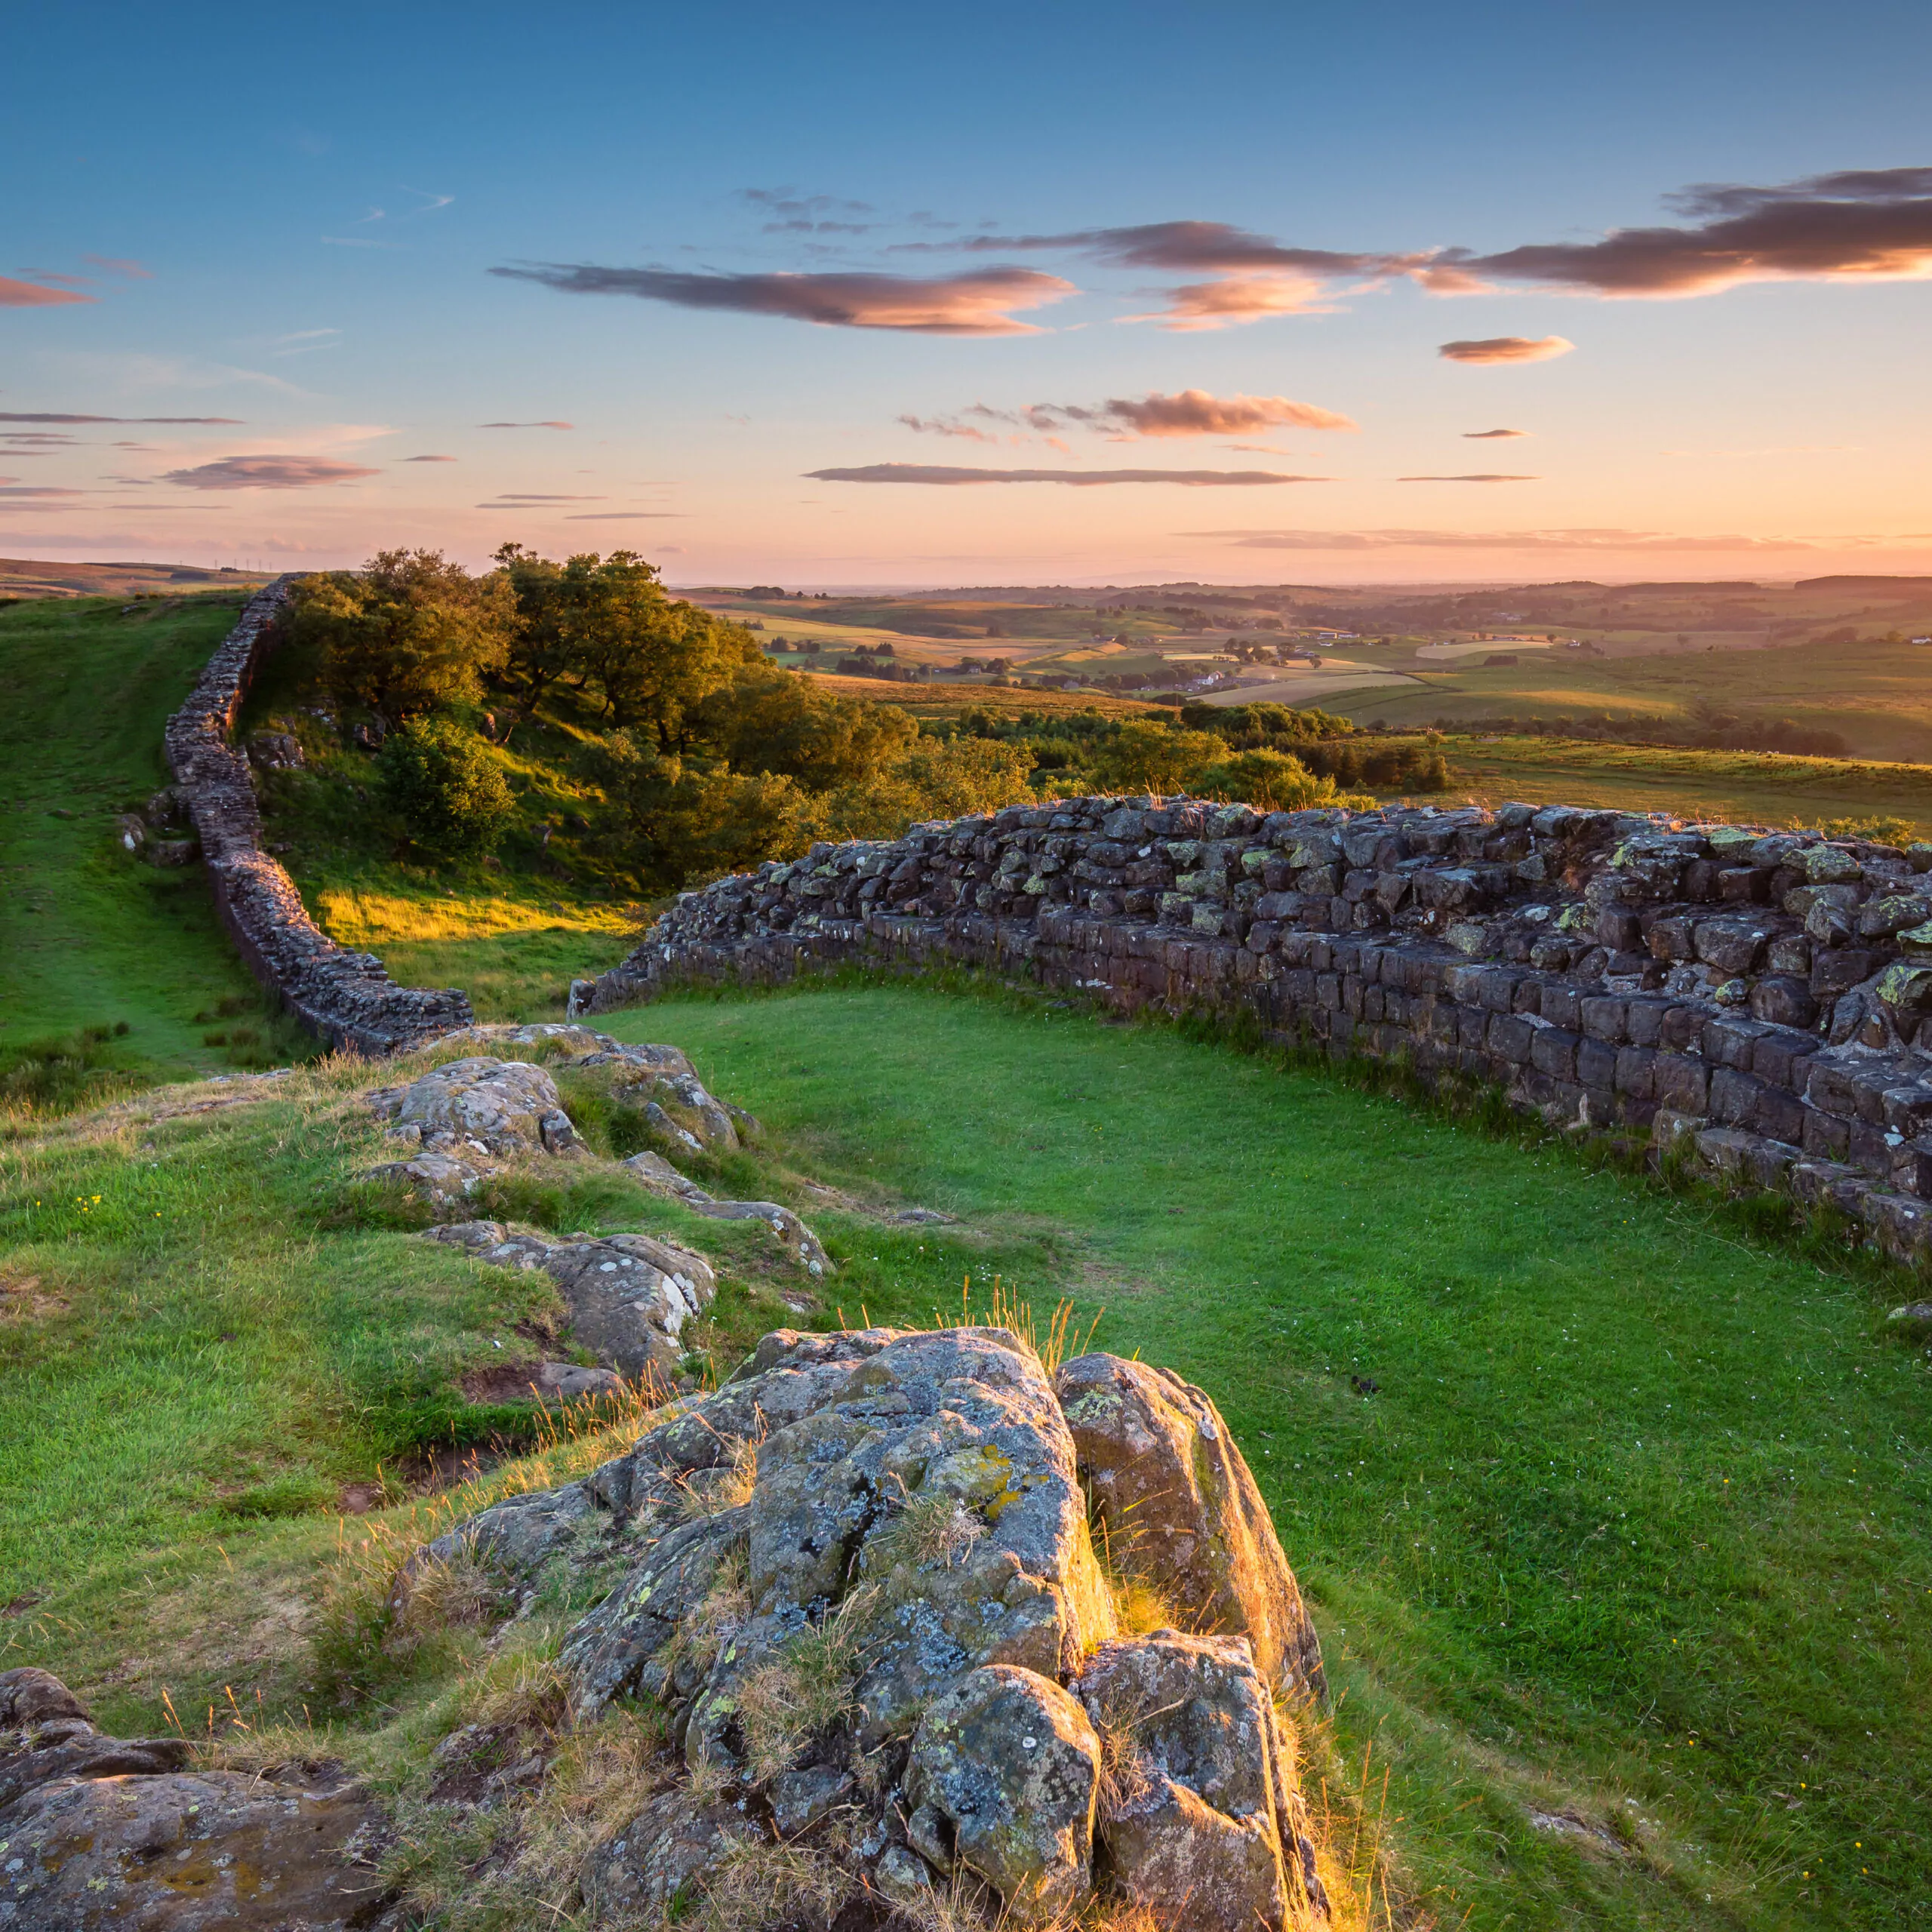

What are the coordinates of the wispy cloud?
(741, 186, 877, 235)
(807, 463, 1329, 486)
(160, 454, 383, 489)
(0, 485, 86, 498)
(490, 263, 1074, 335)
(1398, 472, 1541, 482)
(480, 420, 575, 429)
(1123, 272, 1339, 330)
(1465, 428, 1529, 438)
(1438, 336, 1574, 363)
(901, 389, 1355, 444)
(401, 454, 457, 463)
(81, 255, 152, 278)
(0, 411, 244, 424)
(564, 511, 685, 520)
(1196, 526, 1817, 551)
(478, 493, 605, 504)
(0, 277, 95, 308)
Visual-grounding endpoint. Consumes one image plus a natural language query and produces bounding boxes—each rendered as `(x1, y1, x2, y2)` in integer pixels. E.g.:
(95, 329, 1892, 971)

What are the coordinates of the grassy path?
(0, 595, 275, 1072)
(605, 986, 1932, 1931)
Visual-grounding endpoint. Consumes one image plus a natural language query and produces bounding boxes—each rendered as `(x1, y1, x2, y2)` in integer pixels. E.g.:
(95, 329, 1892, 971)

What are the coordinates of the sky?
(7, 0, 1932, 588)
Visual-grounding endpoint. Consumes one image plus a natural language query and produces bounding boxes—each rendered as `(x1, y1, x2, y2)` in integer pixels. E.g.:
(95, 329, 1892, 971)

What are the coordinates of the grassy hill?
(3, 578, 1931, 1928)
(0, 592, 305, 1092)
(1, 985, 1926, 1930)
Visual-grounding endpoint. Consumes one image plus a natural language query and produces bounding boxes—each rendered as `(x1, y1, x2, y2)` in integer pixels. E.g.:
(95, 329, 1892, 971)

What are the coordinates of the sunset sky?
(8, 0, 1932, 586)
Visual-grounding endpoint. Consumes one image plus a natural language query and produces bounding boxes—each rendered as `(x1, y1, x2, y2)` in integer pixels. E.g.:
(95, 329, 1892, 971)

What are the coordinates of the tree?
(377, 715, 514, 857)
(584, 730, 811, 886)
(291, 549, 512, 721)
(587, 588, 764, 746)
(1088, 721, 1225, 795)
(1194, 747, 1343, 811)
(697, 667, 915, 790)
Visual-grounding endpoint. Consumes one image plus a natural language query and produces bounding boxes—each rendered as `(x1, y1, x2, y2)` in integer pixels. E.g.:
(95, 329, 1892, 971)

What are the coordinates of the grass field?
(1438, 734, 1932, 838)
(1327, 635, 1932, 764)
(2, 983, 1926, 1929)
(0, 593, 303, 1081)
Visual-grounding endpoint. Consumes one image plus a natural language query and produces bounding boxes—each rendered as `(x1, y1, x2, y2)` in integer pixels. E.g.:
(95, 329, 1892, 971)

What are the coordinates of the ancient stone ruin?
(157, 577, 473, 1054)
(577, 794, 1932, 1263)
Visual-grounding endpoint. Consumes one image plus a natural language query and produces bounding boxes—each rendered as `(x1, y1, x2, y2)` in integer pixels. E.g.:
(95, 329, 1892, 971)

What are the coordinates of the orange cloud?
(1438, 336, 1574, 364)
(161, 454, 383, 489)
(1398, 473, 1540, 482)
(491, 263, 1074, 335)
(1094, 389, 1356, 435)
(808, 464, 1327, 486)
(0, 278, 94, 308)
(1126, 272, 1334, 331)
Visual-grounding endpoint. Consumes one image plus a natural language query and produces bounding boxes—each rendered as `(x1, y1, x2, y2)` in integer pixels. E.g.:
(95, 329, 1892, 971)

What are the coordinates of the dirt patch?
(460, 1360, 552, 1406)
(0, 1270, 66, 1322)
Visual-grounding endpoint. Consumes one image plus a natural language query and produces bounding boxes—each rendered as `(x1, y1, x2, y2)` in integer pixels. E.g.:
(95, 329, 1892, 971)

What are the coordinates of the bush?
(377, 716, 515, 857)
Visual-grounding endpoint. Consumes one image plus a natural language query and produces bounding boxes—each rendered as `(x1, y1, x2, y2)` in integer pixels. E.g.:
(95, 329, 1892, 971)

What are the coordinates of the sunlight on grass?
(315, 885, 632, 946)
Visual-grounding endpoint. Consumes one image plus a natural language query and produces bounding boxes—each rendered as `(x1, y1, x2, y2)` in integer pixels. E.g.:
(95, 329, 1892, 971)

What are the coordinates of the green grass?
(580, 986, 1928, 1932)
(1436, 733, 1932, 838)
(0, 594, 302, 1080)
(2, 981, 1927, 1925)
(1334, 635, 1932, 764)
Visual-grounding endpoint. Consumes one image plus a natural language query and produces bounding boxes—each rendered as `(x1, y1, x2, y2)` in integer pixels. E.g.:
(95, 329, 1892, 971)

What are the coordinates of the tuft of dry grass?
(697, 1838, 857, 1931)
(866, 1482, 985, 1574)
(923, 1275, 1102, 1377)
(734, 1588, 878, 1784)
(675, 1433, 761, 1522)
(655, 1549, 752, 1700)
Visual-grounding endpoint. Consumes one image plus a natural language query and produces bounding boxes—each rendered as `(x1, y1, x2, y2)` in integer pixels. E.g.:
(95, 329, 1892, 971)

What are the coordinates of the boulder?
(0, 1700, 390, 1932)
(580, 1788, 759, 1920)
(906, 1663, 1100, 1924)
(367, 1057, 582, 1161)
(620, 1153, 832, 1276)
(398, 1329, 1326, 1929)
(1078, 1633, 1318, 1932)
(1054, 1352, 1324, 1700)
(423, 1222, 714, 1380)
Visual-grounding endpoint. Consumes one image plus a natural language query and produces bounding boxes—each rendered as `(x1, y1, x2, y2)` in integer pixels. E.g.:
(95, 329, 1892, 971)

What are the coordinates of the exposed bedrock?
(575, 793, 1932, 1263)
(414, 1330, 1328, 1927)
(0, 1668, 395, 1930)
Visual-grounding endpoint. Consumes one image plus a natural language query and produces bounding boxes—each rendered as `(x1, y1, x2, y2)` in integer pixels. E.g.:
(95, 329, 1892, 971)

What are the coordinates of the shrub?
(377, 716, 515, 857)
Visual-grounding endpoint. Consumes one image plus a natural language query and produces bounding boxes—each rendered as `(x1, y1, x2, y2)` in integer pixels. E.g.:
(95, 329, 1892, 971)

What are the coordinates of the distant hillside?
(0, 556, 275, 599)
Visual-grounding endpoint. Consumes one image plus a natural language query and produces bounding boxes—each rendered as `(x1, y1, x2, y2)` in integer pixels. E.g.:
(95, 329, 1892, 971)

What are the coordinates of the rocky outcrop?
(1057, 1352, 1325, 1702)
(162, 577, 472, 1054)
(371, 1026, 833, 1284)
(575, 795, 1932, 1263)
(408, 1334, 1326, 1928)
(0, 1668, 393, 1930)
(426, 1220, 715, 1380)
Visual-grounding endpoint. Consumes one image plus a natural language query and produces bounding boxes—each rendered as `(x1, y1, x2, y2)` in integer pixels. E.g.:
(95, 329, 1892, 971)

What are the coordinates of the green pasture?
(0, 594, 295, 1078)
(1330, 635, 1932, 763)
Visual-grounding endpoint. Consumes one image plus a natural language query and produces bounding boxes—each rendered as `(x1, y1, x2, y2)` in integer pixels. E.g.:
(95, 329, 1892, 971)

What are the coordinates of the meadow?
(1, 984, 1926, 1931)
(0, 592, 307, 1088)
(4, 577, 1932, 1929)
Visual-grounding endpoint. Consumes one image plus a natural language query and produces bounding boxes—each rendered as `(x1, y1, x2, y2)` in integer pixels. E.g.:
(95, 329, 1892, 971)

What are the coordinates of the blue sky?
(7, 0, 1932, 583)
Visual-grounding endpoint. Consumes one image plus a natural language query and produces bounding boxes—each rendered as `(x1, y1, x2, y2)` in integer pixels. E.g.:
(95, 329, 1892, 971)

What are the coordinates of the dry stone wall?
(577, 793, 1932, 1263)
(164, 577, 472, 1054)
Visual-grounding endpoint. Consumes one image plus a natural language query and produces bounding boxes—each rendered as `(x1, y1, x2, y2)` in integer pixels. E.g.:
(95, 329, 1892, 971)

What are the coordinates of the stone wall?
(164, 578, 473, 1054)
(575, 794, 1932, 1263)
